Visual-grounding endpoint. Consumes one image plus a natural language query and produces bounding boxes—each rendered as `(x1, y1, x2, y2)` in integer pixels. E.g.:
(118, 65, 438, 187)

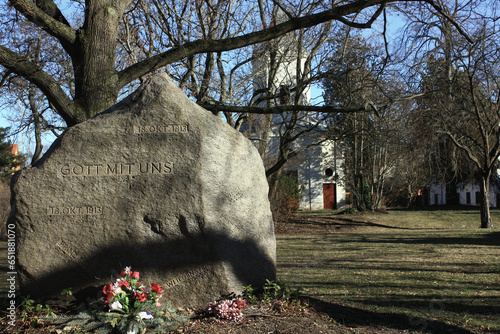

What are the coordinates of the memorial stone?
(8, 74, 276, 307)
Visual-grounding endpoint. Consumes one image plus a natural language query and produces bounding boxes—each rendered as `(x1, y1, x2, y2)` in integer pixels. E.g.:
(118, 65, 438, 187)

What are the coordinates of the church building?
(242, 38, 346, 210)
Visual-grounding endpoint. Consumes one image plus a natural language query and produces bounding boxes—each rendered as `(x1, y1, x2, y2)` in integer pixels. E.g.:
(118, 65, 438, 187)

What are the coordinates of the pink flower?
(151, 283, 164, 294)
(130, 271, 140, 279)
(207, 299, 244, 322)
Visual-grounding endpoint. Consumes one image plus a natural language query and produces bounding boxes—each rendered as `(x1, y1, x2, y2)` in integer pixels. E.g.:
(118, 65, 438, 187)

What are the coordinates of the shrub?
(275, 173, 301, 215)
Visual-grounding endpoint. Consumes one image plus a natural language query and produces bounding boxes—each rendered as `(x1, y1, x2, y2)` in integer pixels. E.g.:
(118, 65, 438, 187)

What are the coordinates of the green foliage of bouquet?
(66, 267, 186, 334)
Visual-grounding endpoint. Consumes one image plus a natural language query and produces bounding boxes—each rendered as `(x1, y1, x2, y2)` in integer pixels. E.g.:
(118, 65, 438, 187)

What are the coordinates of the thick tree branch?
(117, 0, 397, 88)
(332, 3, 386, 29)
(0, 45, 76, 125)
(199, 102, 378, 115)
(443, 129, 482, 170)
(266, 152, 296, 177)
(9, 0, 76, 51)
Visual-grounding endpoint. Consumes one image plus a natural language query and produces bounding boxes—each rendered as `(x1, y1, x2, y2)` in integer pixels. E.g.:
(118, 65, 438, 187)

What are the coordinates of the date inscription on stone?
(48, 206, 103, 216)
(133, 124, 188, 134)
(58, 162, 173, 177)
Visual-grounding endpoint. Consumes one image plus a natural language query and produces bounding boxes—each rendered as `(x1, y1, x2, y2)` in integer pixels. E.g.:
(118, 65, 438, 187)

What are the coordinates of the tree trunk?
(259, 114, 272, 158)
(28, 84, 43, 163)
(479, 174, 493, 228)
(268, 168, 284, 217)
(356, 172, 366, 211)
(71, 0, 129, 123)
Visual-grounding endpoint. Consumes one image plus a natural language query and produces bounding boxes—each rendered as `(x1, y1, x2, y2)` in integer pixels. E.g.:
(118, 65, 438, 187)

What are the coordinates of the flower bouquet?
(207, 297, 248, 322)
(103, 266, 163, 316)
(66, 267, 186, 334)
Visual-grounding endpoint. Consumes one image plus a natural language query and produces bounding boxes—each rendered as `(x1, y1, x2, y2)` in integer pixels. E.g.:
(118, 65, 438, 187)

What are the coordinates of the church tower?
(243, 15, 346, 210)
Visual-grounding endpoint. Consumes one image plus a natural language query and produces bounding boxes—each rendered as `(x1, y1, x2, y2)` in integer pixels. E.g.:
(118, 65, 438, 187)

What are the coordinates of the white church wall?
(252, 49, 310, 108)
(296, 146, 324, 210)
(292, 141, 346, 211)
(429, 183, 446, 205)
(321, 140, 346, 210)
(249, 42, 346, 211)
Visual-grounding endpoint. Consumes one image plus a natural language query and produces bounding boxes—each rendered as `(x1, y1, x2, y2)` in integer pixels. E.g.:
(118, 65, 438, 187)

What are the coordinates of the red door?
(323, 184, 336, 209)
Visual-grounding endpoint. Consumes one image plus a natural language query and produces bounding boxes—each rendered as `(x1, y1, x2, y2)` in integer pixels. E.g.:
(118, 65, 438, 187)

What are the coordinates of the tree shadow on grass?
(351, 231, 500, 247)
(306, 230, 500, 247)
(283, 215, 414, 230)
(308, 297, 476, 334)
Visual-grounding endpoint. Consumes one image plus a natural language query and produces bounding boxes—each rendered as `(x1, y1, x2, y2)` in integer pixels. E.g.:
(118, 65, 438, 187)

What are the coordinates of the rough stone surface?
(8, 74, 276, 307)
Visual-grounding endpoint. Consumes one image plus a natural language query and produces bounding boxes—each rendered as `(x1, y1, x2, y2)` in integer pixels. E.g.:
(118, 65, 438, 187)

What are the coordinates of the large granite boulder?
(8, 74, 276, 307)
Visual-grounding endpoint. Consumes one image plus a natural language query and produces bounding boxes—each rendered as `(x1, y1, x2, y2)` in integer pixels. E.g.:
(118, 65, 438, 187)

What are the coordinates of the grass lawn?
(278, 209, 500, 333)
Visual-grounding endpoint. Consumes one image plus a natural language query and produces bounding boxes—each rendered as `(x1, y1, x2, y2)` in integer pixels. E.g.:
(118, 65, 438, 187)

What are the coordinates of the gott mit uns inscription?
(59, 162, 173, 177)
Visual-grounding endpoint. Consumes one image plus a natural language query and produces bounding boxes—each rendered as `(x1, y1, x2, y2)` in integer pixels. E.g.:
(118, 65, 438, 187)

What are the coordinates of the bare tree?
(397, 0, 499, 227)
(0, 11, 68, 162)
(444, 30, 500, 229)
(322, 31, 393, 210)
(410, 14, 498, 228)
(0, 0, 470, 130)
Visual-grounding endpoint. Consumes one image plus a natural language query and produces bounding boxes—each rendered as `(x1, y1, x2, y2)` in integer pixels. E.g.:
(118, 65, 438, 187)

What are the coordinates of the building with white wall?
(456, 182, 500, 207)
(429, 182, 446, 206)
(292, 140, 346, 210)
(245, 38, 346, 211)
(426, 178, 500, 208)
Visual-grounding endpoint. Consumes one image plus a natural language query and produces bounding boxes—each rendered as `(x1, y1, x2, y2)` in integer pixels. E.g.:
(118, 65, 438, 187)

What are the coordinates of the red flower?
(151, 283, 164, 294)
(118, 280, 130, 289)
(102, 283, 114, 304)
(119, 269, 127, 277)
(134, 292, 148, 302)
(130, 271, 140, 279)
(234, 298, 247, 309)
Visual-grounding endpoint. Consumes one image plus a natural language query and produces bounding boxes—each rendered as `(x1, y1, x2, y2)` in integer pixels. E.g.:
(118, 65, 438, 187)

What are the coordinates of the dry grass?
(278, 209, 500, 333)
